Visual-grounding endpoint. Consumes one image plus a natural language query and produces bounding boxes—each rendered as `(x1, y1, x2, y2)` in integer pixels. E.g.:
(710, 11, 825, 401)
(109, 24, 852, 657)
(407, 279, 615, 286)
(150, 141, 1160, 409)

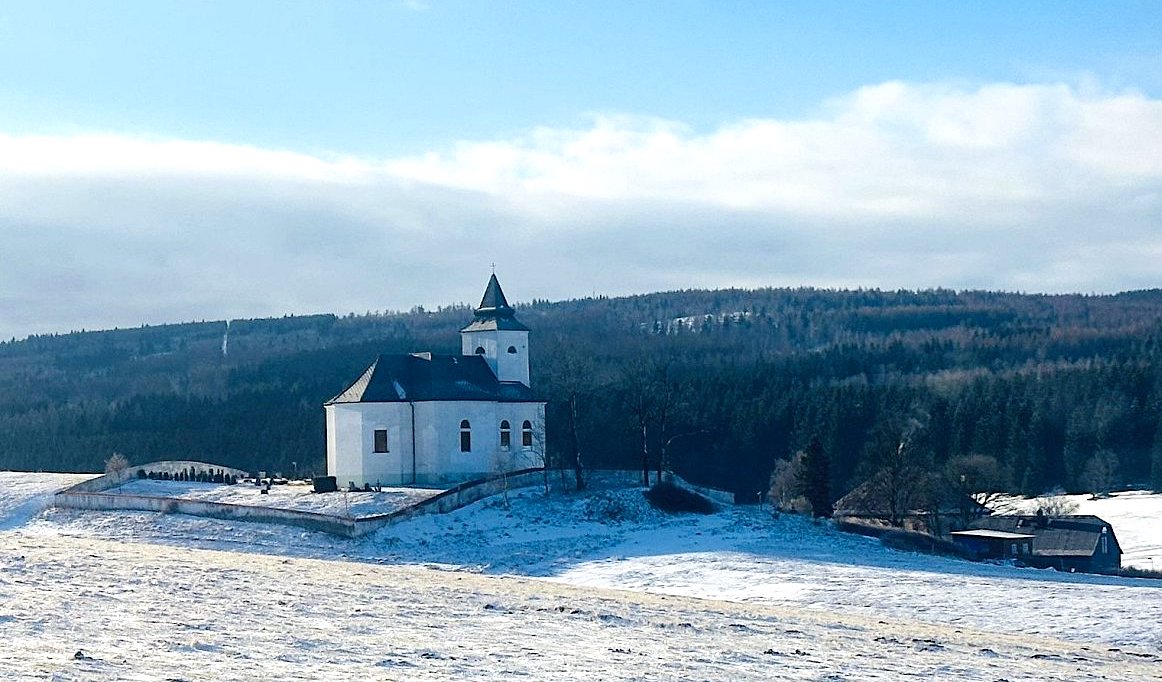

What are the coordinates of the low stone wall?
(53, 465, 549, 538)
(53, 466, 733, 538)
(352, 468, 547, 537)
(53, 491, 356, 536)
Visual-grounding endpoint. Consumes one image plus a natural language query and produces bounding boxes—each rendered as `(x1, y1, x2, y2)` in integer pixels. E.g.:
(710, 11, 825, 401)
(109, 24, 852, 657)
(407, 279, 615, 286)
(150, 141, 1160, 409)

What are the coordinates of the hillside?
(2, 287, 1162, 500)
(3, 472, 1161, 680)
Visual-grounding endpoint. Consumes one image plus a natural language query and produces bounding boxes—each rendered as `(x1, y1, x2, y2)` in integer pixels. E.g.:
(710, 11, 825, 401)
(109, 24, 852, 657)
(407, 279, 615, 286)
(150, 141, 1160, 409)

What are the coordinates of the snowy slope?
(25, 476, 1162, 651)
(2, 472, 1161, 680)
(5, 532, 1158, 682)
(0, 472, 97, 531)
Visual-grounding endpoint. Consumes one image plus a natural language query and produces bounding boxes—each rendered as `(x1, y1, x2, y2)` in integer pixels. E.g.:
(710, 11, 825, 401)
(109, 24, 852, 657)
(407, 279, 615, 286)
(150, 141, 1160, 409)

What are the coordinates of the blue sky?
(3, 1, 1158, 154)
(0, 2, 1160, 338)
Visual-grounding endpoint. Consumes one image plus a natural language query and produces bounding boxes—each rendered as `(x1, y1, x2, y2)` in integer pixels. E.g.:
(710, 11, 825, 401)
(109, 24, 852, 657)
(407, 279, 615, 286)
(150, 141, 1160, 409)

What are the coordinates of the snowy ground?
(3, 472, 1162, 680)
(108, 478, 443, 518)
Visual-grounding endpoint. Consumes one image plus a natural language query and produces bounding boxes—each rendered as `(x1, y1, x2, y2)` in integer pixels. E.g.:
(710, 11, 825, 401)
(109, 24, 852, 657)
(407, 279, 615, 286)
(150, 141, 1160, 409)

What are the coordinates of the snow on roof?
(951, 529, 1035, 540)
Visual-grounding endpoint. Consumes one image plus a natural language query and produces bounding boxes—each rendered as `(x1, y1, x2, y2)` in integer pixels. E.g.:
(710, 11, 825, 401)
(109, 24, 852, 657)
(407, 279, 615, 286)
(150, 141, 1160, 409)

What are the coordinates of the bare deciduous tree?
(1035, 489, 1080, 517)
(1081, 449, 1119, 498)
(104, 452, 129, 476)
(768, 451, 811, 514)
(945, 453, 1007, 527)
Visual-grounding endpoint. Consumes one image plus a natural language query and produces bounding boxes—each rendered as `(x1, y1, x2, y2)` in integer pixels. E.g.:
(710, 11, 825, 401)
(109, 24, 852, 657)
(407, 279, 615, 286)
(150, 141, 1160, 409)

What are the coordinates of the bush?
(1118, 566, 1162, 580)
(583, 493, 638, 523)
(643, 481, 716, 515)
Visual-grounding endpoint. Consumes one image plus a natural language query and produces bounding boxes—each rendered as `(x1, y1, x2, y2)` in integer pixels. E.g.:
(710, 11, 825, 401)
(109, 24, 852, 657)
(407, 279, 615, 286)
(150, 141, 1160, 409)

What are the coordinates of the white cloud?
(0, 80, 1160, 339)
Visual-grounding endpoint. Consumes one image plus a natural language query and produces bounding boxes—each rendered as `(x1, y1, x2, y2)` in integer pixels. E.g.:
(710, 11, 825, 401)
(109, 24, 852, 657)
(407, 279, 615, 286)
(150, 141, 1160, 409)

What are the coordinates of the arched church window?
(522, 420, 533, 447)
(460, 419, 472, 452)
(499, 420, 511, 448)
(507, 346, 517, 354)
(474, 346, 485, 354)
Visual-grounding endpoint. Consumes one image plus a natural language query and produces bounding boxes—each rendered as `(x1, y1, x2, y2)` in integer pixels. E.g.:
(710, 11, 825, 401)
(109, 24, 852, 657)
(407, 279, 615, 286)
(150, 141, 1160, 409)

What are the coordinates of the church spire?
(476, 273, 514, 318)
(463, 273, 528, 331)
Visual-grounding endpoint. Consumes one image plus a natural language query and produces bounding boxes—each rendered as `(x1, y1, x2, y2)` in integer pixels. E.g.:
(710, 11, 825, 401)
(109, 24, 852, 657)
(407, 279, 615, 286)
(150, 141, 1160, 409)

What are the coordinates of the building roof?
(460, 274, 530, 332)
(970, 515, 1118, 558)
(325, 353, 540, 404)
(832, 472, 991, 518)
(950, 529, 1036, 541)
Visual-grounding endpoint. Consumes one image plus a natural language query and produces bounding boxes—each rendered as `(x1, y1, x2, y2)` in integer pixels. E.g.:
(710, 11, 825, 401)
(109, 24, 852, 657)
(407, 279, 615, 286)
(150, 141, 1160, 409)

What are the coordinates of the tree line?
(1, 287, 1160, 506)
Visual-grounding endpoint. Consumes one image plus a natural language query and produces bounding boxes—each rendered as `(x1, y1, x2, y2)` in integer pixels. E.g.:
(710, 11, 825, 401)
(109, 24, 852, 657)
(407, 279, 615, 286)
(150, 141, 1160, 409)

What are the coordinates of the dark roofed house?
(968, 513, 1122, 574)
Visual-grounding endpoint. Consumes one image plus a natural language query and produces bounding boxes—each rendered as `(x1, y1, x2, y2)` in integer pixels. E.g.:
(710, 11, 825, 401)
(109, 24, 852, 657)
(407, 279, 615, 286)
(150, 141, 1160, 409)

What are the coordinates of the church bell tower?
(460, 274, 531, 387)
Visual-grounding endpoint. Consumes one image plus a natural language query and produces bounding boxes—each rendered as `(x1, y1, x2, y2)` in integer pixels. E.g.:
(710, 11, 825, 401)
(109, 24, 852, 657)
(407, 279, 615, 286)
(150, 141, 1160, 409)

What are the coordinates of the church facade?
(324, 275, 545, 487)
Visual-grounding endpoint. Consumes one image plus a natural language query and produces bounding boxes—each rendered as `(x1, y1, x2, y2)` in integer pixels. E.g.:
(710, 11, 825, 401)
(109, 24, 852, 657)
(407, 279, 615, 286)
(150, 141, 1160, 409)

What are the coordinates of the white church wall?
(326, 402, 414, 487)
(411, 401, 543, 485)
(325, 404, 362, 485)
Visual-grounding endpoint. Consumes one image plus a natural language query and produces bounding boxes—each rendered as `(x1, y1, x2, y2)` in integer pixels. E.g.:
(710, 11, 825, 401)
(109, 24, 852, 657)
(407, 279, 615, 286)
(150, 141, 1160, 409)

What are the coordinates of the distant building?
(949, 529, 1035, 561)
(831, 474, 990, 531)
(967, 513, 1122, 573)
(324, 275, 545, 487)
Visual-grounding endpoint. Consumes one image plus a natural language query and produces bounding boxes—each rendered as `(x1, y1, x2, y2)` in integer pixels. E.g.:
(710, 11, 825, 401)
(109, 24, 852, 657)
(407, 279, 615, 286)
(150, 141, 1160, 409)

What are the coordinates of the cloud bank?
(1, 81, 1160, 339)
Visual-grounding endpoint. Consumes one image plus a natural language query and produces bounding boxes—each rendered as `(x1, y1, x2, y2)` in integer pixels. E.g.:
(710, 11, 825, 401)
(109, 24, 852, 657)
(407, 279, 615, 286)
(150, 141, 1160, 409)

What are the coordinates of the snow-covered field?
(3, 472, 1162, 680)
(108, 478, 443, 518)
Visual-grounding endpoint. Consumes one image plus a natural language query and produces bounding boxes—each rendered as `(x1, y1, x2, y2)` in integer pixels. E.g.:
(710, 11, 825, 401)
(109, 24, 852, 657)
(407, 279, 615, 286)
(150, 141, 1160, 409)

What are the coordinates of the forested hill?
(3, 287, 1162, 501)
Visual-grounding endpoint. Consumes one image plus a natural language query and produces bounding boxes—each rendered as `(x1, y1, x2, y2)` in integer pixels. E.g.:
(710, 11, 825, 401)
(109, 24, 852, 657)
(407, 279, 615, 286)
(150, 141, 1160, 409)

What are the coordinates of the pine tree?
(798, 438, 832, 518)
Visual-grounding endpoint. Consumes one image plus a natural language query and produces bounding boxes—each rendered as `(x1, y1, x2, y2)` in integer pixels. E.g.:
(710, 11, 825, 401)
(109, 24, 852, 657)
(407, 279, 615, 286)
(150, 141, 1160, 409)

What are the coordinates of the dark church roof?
(971, 515, 1118, 558)
(461, 274, 529, 332)
(325, 353, 539, 404)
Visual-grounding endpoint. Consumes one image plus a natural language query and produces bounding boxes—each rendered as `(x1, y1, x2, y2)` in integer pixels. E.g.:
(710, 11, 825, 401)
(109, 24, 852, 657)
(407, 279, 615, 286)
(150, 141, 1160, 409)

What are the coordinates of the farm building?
(968, 513, 1122, 573)
(949, 529, 1035, 561)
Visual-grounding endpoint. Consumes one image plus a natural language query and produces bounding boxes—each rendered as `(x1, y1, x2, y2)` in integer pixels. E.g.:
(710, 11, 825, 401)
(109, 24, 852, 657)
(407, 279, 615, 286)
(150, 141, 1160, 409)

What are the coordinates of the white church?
(325, 275, 546, 487)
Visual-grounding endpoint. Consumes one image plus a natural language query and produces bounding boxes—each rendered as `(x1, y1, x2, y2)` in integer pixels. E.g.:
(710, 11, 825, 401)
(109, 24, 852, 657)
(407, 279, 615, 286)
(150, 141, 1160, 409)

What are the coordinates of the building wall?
(414, 400, 543, 485)
(461, 329, 530, 386)
(326, 402, 414, 487)
(328, 400, 544, 487)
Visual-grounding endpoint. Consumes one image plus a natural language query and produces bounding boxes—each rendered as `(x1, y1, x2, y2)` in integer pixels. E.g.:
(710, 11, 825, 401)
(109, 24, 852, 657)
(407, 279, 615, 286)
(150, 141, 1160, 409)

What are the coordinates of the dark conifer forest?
(3, 287, 1162, 502)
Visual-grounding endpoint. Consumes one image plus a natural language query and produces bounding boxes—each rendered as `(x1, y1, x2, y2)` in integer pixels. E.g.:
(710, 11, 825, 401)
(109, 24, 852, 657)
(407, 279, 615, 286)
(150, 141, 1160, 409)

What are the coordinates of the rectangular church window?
(373, 428, 389, 453)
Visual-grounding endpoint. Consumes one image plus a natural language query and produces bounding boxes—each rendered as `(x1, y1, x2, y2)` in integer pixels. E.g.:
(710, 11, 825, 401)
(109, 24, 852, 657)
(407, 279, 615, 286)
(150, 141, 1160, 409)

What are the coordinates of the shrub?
(643, 481, 716, 515)
(1119, 566, 1162, 580)
(582, 492, 642, 523)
